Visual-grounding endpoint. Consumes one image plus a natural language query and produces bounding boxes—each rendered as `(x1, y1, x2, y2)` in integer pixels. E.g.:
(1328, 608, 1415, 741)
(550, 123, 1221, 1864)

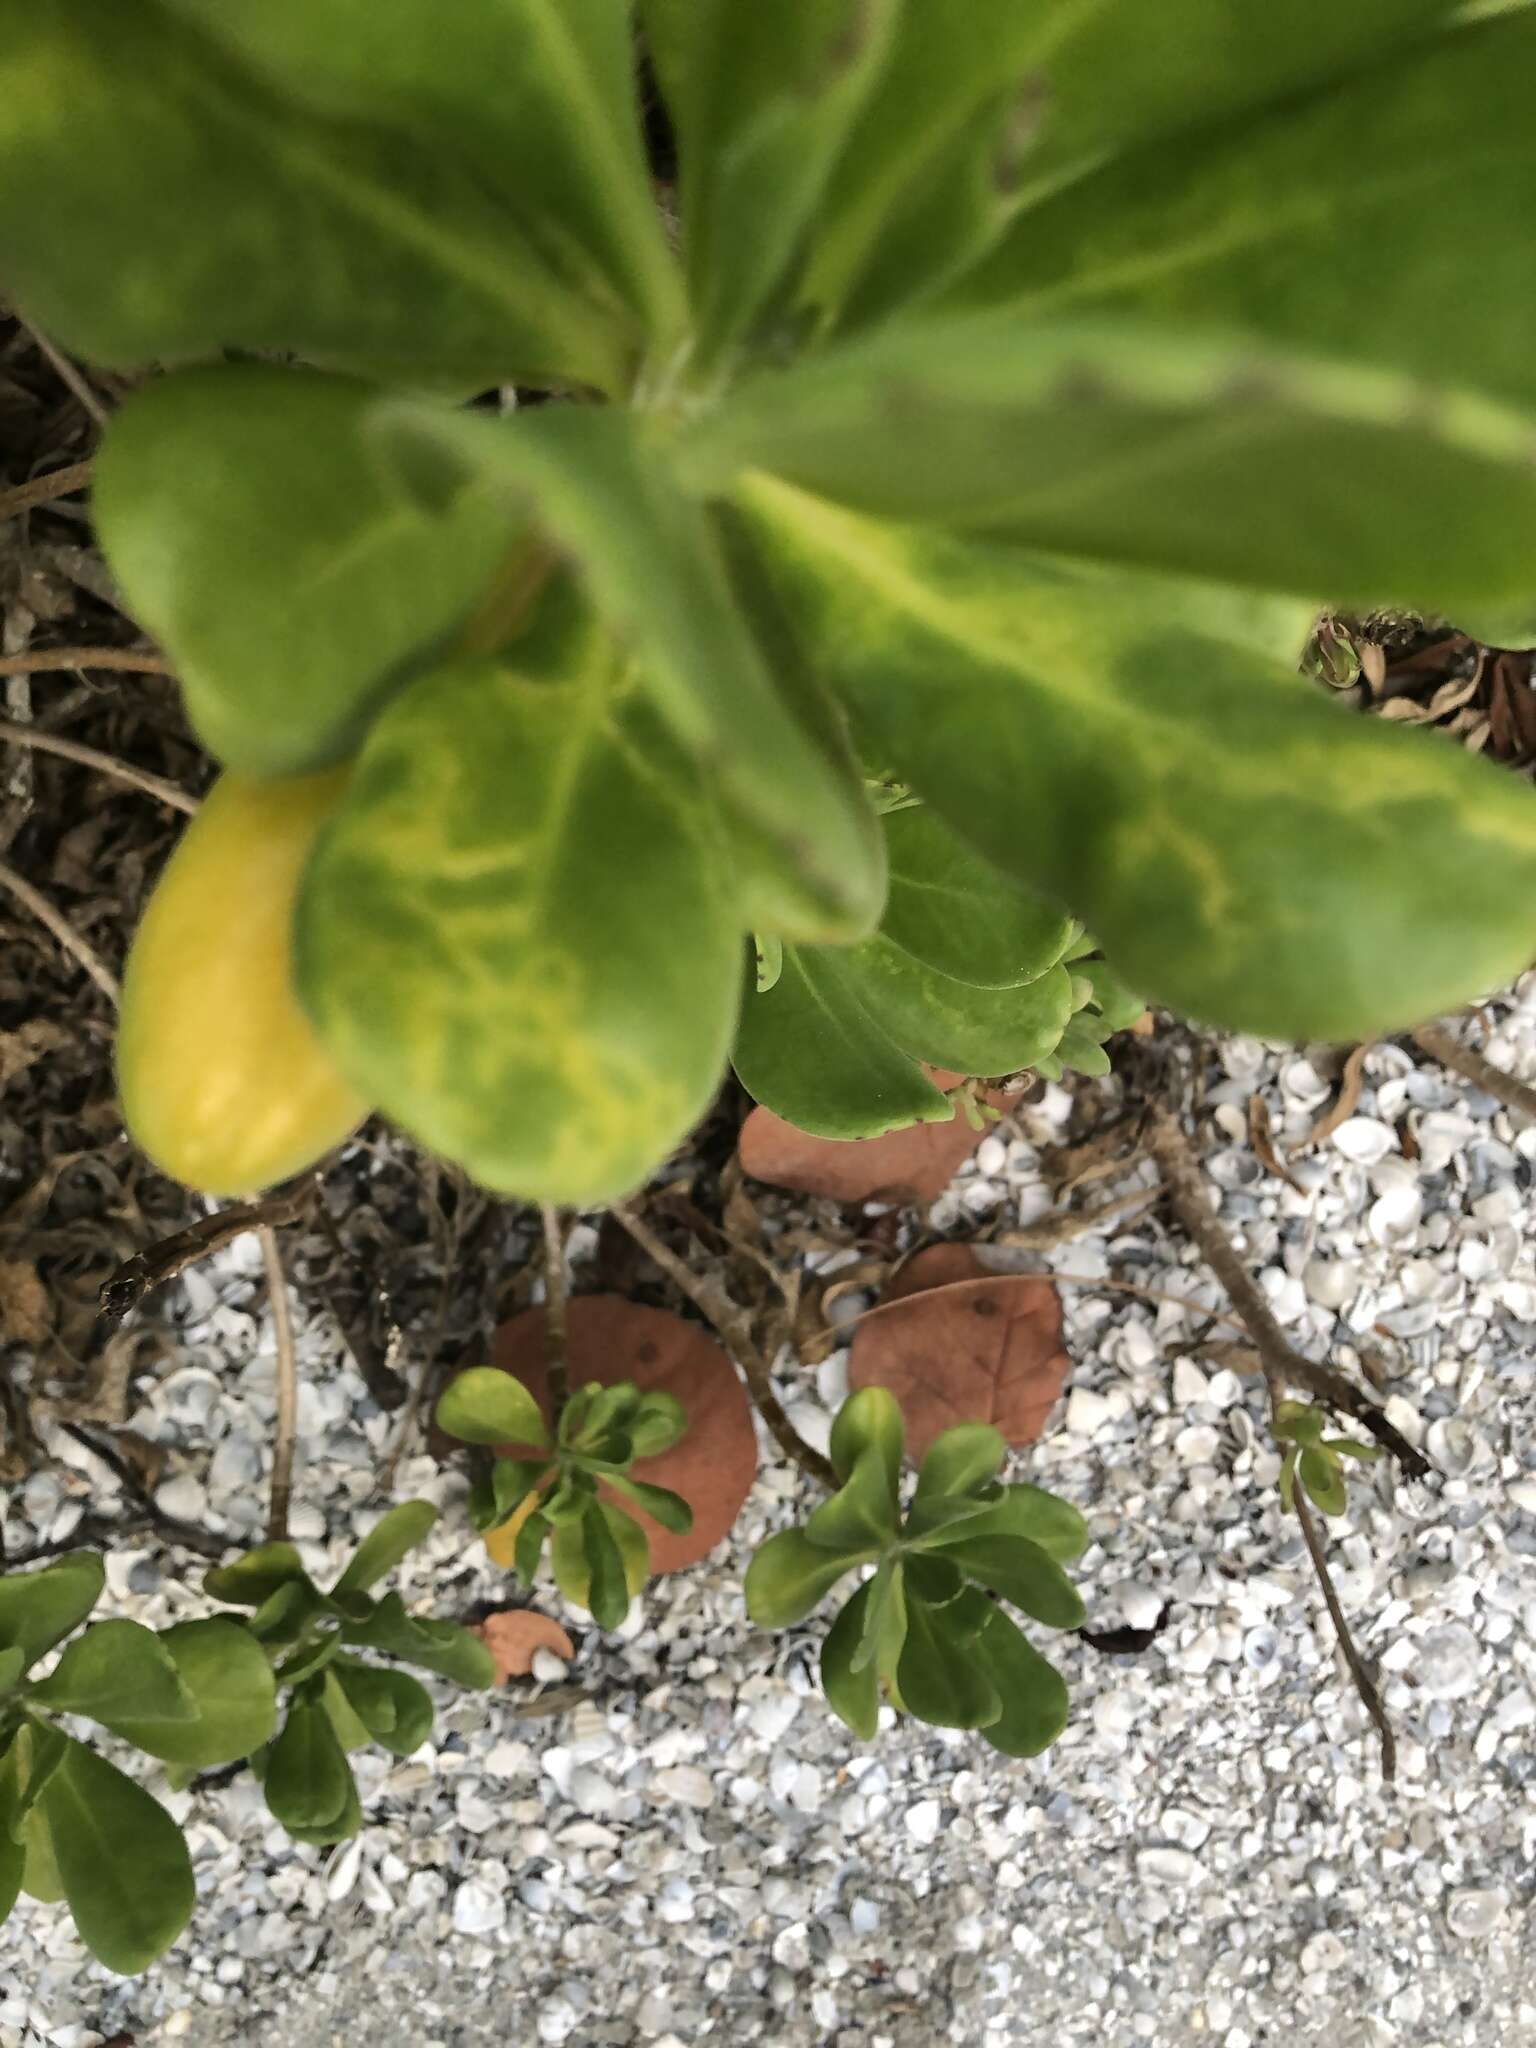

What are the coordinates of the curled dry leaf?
(849, 1267, 1071, 1461)
(493, 1295, 757, 1571)
(1246, 1093, 1304, 1193)
(473, 1608, 575, 1682)
(1296, 1043, 1372, 1153)
(0, 1257, 51, 1345)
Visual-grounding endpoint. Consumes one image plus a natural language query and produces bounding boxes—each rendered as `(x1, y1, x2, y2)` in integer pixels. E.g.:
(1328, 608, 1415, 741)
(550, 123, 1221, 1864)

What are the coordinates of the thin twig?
(1145, 1107, 1428, 1477)
(1412, 1020, 1536, 1125)
(612, 1201, 837, 1491)
(1290, 1462, 1397, 1782)
(98, 1186, 313, 1329)
(262, 1225, 298, 1543)
(0, 857, 119, 1001)
(0, 717, 197, 812)
(541, 1205, 571, 1424)
(1148, 1103, 1405, 1780)
(0, 460, 93, 521)
(23, 321, 110, 427)
(55, 1422, 226, 1560)
(0, 644, 170, 679)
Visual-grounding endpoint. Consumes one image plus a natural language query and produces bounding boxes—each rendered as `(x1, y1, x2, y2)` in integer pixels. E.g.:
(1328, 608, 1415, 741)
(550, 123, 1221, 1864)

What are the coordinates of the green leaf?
(580, 1503, 631, 1631)
(275, 1631, 343, 1688)
(1274, 1401, 1326, 1446)
(549, 1504, 649, 1619)
(1279, 1444, 1299, 1515)
(0, 1742, 25, 1924)
(0, 1, 628, 393)
(694, 313, 1536, 620)
(959, 11, 1536, 416)
(903, 1553, 966, 1608)
(641, 0, 897, 356)
(914, 1423, 1007, 1504)
(19, 1806, 65, 1906)
(106, 1620, 276, 1769)
(915, 1482, 1087, 1563)
(744, 1528, 863, 1629)
(204, 1543, 311, 1610)
(940, 1534, 1085, 1630)
(319, 1668, 374, 1754)
(629, 1394, 688, 1460)
(340, 1595, 497, 1691)
(838, 941, 1074, 1075)
(732, 943, 953, 1139)
(436, 1371, 548, 1450)
(0, 1553, 103, 1669)
(247, 1577, 330, 1651)
(802, 1445, 901, 1556)
(601, 1475, 695, 1538)
(161, 0, 682, 343)
(475, 1460, 549, 1535)
(1051, 1019, 1113, 1079)
(41, 1737, 194, 1974)
(829, 1386, 905, 1497)
(800, 1, 1078, 330)
(370, 401, 886, 944)
(0, 1647, 26, 1693)
(999, 0, 1465, 192)
(333, 1661, 434, 1758)
(1327, 1438, 1387, 1463)
(1299, 1448, 1349, 1517)
(30, 1619, 196, 1735)
(296, 594, 742, 1208)
(973, 1607, 1069, 1757)
(880, 804, 1077, 989)
(516, 1510, 553, 1586)
(850, 1557, 908, 1680)
(738, 488, 1536, 1042)
(264, 1691, 353, 1833)
(93, 367, 520, 778)
(333, 1501, 439, 1598)
(895, 1592, 1002, 1730)
(818, 1582, 881, 1740)
(4, 1720, 66, 1841)
(281, 1758, 362, 1848)
(1076, 958, 1145, 1035)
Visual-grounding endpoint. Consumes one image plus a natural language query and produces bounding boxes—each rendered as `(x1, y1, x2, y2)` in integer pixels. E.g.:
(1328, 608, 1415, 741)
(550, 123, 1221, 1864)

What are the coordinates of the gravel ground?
(5, 1004, 1536, 2048)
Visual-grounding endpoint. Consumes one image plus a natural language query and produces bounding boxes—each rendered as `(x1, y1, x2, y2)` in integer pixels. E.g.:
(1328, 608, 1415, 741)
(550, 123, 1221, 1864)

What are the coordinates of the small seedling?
(437, 1368, 692, 1626)
(746, 1388, 1086, 1754)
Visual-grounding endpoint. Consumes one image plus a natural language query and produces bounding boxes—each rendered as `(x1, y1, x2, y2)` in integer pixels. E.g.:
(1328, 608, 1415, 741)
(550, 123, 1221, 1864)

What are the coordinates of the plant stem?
(1289, 1458, 1397, 1782)
(1147, 1103, 1402, 1779)
(262, 1225, 298, 1544)
(0, 644, 169, 678)
(0, 857, 119, 1002)
(611, 1201, 837, 1491)
(1412, 1020, 1536, 1124)
(0, 460, 93, 521)
(99, 1186, 314, 1329)
(541, 1204, 570, 1425)
(22, 320, 110, 427)
(1145, 1107, 1427, 1476)
(0, 717, 197, 812)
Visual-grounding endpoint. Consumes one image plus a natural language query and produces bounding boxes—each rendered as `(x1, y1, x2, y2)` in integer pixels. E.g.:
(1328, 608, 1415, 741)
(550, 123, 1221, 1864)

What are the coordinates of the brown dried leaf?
(473, 1608, 575, 1682)
(1246, 1093, 1304, 1193)
(1296, 1043, 1372, 1154)
(848, 1271, 1070, 1461)
(0, 1018, 69, 1095)
(493, 1295, 758, 1571)
(0, 1258, 51, 1344)
(884, 1242, 987, 1302)
(738, 1100, 986, 1206)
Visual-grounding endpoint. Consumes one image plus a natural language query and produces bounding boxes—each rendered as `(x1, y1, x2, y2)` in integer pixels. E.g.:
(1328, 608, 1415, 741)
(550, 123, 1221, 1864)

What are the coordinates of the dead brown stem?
(0, 644, 170, 679)
(0, 858, 119, 1002)
(1149, 1103, 1407, 1780)
(1412, 1021, 1536, 1125)
(1290, 1456, 1397, 1782)
(0, 460, 93, 521)
(98, 1187, 313, 1329)
(262, 1224, 298, 1544)
(0, 717, 197, 813)
(612, 1201, 837, 1491)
